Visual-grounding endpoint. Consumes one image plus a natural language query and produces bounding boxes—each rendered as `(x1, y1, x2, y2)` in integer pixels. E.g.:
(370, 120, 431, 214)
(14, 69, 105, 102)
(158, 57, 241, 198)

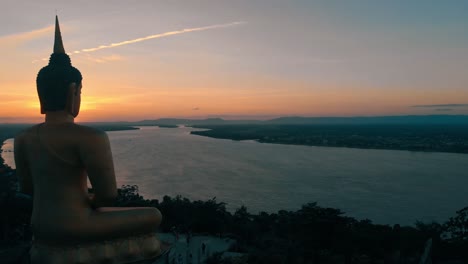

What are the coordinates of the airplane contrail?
(33, 21, 246, 63)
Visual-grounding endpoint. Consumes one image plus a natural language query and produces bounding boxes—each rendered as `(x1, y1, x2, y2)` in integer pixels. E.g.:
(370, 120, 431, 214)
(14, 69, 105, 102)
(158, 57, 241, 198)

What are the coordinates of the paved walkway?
(157, 233, 235, 264)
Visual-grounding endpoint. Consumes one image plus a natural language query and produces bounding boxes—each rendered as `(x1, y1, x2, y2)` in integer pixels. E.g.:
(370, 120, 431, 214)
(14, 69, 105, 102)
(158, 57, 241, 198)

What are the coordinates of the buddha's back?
(15, 123, 162, 245)
(17, 123, 105, 243)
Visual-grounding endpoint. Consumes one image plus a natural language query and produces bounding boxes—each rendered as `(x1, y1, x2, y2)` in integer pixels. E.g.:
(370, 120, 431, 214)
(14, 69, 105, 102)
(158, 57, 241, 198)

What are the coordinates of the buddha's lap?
(87, 207, 161, 237)
(33, 206, 161, 245)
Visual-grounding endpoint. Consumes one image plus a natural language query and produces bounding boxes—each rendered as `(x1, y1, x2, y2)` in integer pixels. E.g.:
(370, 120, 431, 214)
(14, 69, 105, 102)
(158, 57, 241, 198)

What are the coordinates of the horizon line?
(1, 114, 468, 124)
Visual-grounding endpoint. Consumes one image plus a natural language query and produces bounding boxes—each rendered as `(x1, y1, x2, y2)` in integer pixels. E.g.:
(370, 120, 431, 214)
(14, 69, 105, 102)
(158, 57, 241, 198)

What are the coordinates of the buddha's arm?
(14, 134, 33, 195)
(79, 129, 117, 207)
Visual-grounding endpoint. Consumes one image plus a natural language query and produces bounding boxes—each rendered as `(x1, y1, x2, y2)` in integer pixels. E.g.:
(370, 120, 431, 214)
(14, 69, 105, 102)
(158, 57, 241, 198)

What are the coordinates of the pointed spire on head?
(54, 15, 65, 54)
(37, 15, 82, 115)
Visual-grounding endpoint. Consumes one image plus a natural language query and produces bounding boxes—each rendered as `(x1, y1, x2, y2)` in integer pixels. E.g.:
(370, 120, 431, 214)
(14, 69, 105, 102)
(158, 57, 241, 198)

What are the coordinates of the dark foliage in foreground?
(2, 178, 468, 263)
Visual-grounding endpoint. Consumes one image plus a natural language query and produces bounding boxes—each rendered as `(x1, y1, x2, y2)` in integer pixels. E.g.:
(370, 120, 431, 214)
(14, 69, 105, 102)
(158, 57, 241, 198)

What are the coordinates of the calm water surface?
(2, 126, 468, 225)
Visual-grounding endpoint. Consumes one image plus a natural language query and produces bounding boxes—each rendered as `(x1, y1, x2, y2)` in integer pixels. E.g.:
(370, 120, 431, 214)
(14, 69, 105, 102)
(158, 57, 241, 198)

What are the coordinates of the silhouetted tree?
(445, 206, 468, 241)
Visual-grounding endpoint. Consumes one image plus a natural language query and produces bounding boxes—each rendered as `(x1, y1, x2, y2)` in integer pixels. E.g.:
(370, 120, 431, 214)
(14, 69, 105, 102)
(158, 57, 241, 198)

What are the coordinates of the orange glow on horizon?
(2, 77, 468, 123)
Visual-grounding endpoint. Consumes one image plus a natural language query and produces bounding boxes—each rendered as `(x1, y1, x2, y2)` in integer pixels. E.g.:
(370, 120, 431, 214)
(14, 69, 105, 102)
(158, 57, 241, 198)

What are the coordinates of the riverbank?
(0, 125, 22, 174)
(190, 124, 468, 154)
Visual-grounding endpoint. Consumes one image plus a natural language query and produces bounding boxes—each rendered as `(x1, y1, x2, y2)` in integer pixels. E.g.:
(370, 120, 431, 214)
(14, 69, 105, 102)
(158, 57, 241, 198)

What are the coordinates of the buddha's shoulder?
(73, 126, 110, 147)
(18, 123, 107, 139)
(14, 124, 40, 140)
(72, 124, 108, 139)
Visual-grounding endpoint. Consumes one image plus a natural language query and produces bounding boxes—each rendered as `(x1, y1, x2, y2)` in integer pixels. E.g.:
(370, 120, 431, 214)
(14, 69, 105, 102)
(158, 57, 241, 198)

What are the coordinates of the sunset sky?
(1, 0, 468, 122)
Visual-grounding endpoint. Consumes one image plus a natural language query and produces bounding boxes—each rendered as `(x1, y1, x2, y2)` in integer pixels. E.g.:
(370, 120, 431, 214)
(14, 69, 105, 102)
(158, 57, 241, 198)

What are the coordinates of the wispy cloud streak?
(33, 21, 246, 63)
(0, 25, 53, 44)
(74, 21, 246, 53)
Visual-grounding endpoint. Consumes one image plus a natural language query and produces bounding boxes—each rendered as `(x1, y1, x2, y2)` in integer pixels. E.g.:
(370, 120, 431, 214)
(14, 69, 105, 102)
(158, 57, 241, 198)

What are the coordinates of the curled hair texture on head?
(36, 53, 82, 112)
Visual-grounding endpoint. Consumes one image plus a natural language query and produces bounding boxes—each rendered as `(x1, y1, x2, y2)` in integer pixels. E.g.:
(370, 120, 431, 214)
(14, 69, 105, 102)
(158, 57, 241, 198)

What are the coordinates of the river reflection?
(3, 126, 468, 225)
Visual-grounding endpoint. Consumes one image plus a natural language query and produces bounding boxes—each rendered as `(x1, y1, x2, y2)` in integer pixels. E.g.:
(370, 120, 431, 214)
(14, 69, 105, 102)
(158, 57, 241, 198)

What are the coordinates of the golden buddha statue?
(14, 16, 163, 264)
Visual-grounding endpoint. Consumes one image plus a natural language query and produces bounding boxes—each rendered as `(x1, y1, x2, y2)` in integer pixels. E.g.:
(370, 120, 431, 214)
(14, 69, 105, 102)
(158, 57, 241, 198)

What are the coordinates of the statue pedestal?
(30, 234, 162, 264)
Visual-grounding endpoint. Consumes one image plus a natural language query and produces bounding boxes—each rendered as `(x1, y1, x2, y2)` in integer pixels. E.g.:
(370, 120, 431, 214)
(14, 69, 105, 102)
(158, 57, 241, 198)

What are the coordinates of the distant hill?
(264, 115, 468, 125)
(2, 115, 468, 127)
(95, 118, 261, 126)
(116, 115, 468, 126)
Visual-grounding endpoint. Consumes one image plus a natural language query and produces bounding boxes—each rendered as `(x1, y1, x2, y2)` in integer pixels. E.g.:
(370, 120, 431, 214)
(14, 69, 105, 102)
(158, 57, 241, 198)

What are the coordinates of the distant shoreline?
(190, 124, 468, 154)
(3, 123, 468, 162)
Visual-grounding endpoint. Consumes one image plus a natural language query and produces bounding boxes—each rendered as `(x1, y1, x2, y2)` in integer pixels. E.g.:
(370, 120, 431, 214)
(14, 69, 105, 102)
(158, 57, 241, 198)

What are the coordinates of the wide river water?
(2, 126, 468, 225)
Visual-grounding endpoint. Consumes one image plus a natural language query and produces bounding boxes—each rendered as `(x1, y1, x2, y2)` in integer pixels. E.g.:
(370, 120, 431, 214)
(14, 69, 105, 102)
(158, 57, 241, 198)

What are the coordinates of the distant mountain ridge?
(265, 115, 468, 124)
(3, 115, 468, 126)
(110, 115, 468, 126)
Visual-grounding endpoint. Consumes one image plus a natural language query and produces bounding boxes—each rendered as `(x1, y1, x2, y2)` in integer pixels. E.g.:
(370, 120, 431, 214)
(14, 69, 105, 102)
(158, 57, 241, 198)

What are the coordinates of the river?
(2, 126, 468, 225)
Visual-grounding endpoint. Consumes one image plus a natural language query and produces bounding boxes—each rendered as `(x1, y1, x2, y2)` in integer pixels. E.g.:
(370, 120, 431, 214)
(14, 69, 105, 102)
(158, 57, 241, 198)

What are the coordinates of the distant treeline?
(191, 124, 468, 154)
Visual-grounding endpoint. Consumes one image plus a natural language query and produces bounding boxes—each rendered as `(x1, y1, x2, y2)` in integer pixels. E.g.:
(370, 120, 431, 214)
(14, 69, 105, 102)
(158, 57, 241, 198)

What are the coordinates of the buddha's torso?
(18, 123, 92, 241)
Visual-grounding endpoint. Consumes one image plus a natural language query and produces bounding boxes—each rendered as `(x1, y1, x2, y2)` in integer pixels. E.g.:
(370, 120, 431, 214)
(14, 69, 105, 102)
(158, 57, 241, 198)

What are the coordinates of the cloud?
(192, 107, 200, 111)
(411, 104, 468, 108)
(0, 25, 54, 45)
(73, 21, 246, 54)
(434, 108, 453, 112)
(81, 54, 125, 64)
(31, 21, 246, 63)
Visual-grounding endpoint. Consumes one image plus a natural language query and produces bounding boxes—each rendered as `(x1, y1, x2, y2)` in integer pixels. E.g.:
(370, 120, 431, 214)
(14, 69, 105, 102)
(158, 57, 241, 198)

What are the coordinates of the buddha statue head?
(36, 16, 82, 117)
